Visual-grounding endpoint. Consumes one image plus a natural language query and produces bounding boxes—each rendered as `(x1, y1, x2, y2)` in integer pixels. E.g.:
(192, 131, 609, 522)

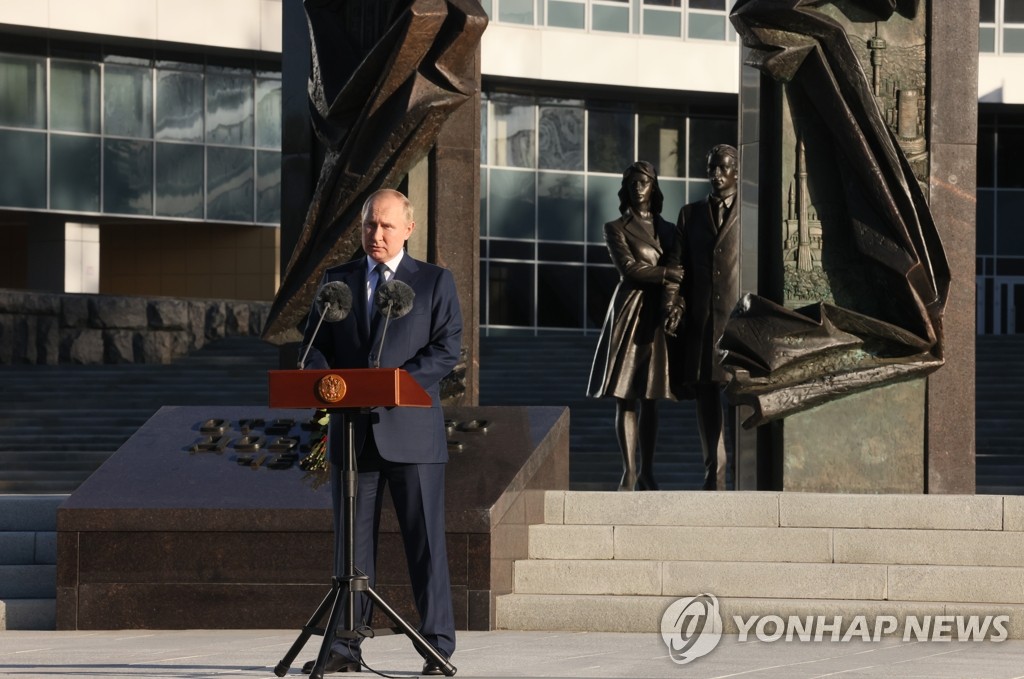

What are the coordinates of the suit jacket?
(301, 254, 463, 465)
(666, 195, 739, 385)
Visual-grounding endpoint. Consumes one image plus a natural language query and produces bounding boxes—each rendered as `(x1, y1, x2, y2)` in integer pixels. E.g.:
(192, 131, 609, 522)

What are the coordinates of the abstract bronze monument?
(665, 145, 740, 491)
(588, 161, 681, 492)
(262, 0, 487, 344)
(723, 0, 948, 428)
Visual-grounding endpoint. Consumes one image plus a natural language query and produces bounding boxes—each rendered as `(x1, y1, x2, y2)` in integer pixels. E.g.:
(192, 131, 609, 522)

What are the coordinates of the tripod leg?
(365, 585, 457, 676)
(274, 581, 343, 677)
(310, 579, 352, 679)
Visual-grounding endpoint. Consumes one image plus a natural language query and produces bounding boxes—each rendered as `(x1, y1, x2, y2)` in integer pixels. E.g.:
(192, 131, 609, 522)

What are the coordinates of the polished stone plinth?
(56, 405, 568, 630)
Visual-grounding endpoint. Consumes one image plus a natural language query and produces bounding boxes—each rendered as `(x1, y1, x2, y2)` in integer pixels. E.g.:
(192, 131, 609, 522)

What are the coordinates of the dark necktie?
(369, 262, 388, 323)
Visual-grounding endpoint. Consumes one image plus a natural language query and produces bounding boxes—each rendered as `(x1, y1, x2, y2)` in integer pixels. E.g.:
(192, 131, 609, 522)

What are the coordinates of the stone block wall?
(0, 290, 271, 365)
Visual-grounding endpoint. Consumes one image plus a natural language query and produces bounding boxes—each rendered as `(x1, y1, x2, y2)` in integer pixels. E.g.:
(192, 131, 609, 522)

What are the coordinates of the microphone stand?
(298, 303, 333, 369)
(373, 305, 394, 369)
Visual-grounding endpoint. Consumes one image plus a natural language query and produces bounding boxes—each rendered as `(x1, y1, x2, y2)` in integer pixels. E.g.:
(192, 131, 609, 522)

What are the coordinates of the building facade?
(0, 0, 1020, 335)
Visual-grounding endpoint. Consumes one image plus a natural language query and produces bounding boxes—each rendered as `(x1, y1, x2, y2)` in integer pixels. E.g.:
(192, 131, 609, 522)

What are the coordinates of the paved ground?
(1, 630, 1023, 678)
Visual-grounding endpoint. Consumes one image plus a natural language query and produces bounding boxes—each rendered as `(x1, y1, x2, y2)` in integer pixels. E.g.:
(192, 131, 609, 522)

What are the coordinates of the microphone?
(372, 280, 415, 369)
(298, 281, 353, 369)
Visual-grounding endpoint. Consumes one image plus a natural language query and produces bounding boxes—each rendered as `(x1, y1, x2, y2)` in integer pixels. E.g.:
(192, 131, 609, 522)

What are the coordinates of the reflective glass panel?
(538, 264, 583, 327)
(639, 113, 685, 177)
(587, 108, 633, 173)
(207, 146, 254, 221)
(537, 172, 585, 241)
(645, 0, 681, 6)
(491, 98, 535, 168)
(592, 5, 629, 32)
(104, 139, 153, 215)
(156, 70, 204, 141)
(499, 0, 535, 24)
(547, 1, 585, 28)
(0, 54, 45, 128)
(688, 117, 736, 177)
(659, 177, 686, 221)
(689, 0, 724, 9)
(981, 0, 995, 23)
(207, 73, 254, 146)
(1006, 0, 1024, 23)
(688, 12, 726, 40)
(587, 174, 625, 242)
(51, 60, 100, 133)
(980, 27, 996, 53)
(256, 78, 282, 149)
(997, 191, 1024, 255)
(1005, 28, 1024, 53)
(257, 150, 281, 223)
(50, 134, 100, 211)
(488, 262, 534, 326)
(156, 142, 204, 218)
(104, 64, 152, 138)
(489, 169, 536, 238)
(0, 130, 45, 207)
(978, 124, 995, 188)
(643, 9, 681, 36)
(586, 265, 619, 328)
(998, 128, 1024, 187)
(977, 189, 994, 255)
(538, 104, 583, 170)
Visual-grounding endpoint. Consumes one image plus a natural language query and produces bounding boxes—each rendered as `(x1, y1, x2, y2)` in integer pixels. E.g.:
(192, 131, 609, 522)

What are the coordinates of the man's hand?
(663, 266, 684, 285)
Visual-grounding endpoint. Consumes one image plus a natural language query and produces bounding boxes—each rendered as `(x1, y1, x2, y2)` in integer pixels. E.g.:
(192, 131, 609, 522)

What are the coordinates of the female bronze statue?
(587, 161, 682, 491)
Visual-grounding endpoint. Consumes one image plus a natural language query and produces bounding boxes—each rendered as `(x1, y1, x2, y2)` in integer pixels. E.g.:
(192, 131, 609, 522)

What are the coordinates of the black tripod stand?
(275, 411, 457, 678)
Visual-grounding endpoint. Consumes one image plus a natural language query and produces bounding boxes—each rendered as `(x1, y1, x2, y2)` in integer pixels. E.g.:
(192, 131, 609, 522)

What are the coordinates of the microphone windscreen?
(316, 281, 352, 322)
(375, 280, 415, 319)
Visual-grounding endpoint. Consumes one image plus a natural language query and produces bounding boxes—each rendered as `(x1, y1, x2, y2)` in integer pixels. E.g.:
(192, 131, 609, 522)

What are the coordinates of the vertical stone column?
(925, 1, 979, 493)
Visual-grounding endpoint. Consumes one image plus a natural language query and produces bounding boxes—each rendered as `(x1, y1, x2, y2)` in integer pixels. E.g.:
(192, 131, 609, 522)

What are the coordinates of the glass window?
(688, 117, 736, 177)
(587, 174, 625, 242)
(51, 134, 100, 212)
(491, 98, 535, 168)
(980, 26, 996, 53)
(547, 0, 585, 28)
(997, 128, 1024, 187)
(978, 125, 995, 188)
(257, 150, 281, 223)
(586, 265, 619, 328)
(206, 72, 254, 146)
(538, 264, 584, 327)
(592, 4, 629, 32)
(646, 0, 681, 6)
(104, 139, 153, 214)
(659, 177, 686, 221)
(0, 130, 45, 207)
(256, 78, 282, 149)
(1005, 28, 1024, 52)
(643, 9, 682, 37)
(51, 60, 101, 133)
(156, 70, 204, 142)
(156, 142, 204, 218)
(1006, 0, 1024, 23)
(488, 262, 534, 326)
(480, 99, 489, 165)
(997, 191, 1024, 255)
(490, 239, 535, 259)
(981, 0, 995, 23)
(639, 113, 685, 177)
(689, 0, 724, 9)
(539, 104, 584, 170)
(538, 172, 585, 241)
(499, 0, 535, 24)
(104, 64, 153, 139)
(207, 146, 254, 221)
(977, 189, 994, 255)
(0, 54, 45, 128)
(688, 12, 726, 40)
(588, 108, 633, 173)
(489, 168, 536, 238)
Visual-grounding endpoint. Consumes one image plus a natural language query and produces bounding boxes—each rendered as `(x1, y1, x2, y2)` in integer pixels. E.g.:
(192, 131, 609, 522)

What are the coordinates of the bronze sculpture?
(721, 0, 948, 426)
(261, 0, 487, 344)
(588, 161, 682, 491)
(665, 145, 739, 491)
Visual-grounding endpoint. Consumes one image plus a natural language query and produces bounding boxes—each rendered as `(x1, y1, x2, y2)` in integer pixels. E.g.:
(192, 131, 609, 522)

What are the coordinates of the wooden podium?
(268, 369, 454, 678)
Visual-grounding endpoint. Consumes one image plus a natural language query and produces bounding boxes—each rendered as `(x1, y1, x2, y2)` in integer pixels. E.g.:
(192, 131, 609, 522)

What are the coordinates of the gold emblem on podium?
(317, 374, 347, 403)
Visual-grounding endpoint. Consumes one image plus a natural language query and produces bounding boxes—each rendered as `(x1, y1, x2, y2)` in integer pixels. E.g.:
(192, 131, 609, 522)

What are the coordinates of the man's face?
(707, 151, 738, 196)
(361, 193, 414, 263)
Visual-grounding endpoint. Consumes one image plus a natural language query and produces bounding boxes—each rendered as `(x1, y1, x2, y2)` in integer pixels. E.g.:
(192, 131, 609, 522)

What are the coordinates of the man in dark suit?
(666, 144, 739, 490)
(300, 189, 463, 674)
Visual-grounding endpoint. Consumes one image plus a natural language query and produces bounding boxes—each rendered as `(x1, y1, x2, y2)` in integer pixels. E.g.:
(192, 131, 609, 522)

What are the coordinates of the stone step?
(495, 594, 1024, 637)
(0, 531, 56, 566)
(0, 599, 56, 631)
(0, 565, 56, 598)
(0, 495, 65, 531)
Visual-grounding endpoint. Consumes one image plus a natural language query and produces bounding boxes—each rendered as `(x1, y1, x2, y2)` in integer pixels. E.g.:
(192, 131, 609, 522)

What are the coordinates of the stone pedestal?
(56, 404, 568, 630)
